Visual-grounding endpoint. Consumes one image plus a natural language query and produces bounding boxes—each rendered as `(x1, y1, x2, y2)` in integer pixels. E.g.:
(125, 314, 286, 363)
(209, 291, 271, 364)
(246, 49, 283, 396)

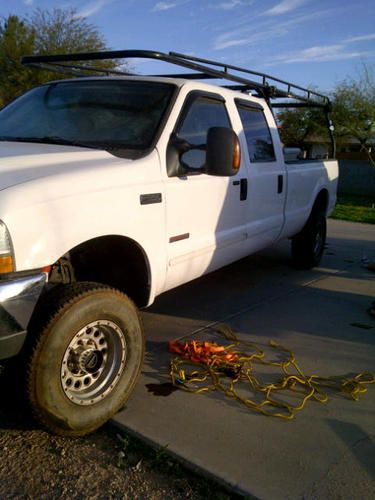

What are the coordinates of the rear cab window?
(235, 99, 276, 163)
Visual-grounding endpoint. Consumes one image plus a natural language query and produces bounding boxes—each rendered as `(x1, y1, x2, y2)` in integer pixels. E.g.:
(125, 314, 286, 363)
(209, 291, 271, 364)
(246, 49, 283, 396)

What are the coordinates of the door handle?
(277, 175, 283, 194)
(232, 178, 247, 200)
(240, 178, 248, 201)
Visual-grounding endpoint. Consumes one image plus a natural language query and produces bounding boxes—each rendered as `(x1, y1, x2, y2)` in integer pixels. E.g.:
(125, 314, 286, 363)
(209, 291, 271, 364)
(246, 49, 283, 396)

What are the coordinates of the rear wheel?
(291, 211, 327, 269)
(27, 282, 144, 436)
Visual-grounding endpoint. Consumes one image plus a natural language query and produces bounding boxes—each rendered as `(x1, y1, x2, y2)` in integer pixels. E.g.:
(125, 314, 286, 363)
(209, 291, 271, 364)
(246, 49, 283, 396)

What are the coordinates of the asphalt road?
(114, 219, 375, 499)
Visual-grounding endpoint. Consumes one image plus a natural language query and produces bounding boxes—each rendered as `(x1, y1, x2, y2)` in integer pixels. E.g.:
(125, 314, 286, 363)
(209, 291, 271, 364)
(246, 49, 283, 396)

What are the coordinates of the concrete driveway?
(113, 220, 375, 499)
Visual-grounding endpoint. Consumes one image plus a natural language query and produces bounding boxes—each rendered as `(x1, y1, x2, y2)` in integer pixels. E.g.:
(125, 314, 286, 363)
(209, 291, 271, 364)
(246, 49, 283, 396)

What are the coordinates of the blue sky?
(1, 0, 375, 93)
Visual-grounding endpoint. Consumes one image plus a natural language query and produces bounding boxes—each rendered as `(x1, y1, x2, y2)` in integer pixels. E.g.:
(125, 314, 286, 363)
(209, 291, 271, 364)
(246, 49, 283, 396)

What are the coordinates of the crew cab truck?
(0, 50, 338, 435)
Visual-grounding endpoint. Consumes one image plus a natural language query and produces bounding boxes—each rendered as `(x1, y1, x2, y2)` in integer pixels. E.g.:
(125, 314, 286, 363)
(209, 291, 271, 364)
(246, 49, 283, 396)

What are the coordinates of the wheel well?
(312, 189, 329, 216)
(49, 236, 151, 307)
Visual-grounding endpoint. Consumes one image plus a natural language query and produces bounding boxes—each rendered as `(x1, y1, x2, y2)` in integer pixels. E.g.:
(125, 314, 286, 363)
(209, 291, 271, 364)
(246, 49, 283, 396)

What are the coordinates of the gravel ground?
(0, 364, 236, 500)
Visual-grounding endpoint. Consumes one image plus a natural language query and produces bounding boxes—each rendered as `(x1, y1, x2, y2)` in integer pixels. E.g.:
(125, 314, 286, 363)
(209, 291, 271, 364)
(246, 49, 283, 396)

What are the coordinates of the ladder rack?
(22, 49, 331, 109)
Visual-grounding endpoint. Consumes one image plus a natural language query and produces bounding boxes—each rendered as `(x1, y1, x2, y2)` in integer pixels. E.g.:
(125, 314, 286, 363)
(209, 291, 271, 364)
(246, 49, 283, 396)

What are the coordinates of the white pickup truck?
(0, 50, 338, 435)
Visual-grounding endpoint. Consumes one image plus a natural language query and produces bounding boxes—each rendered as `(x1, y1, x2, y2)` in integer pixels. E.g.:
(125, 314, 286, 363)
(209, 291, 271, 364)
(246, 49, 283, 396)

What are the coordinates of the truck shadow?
(0, 364, 36, 431)
(144, 241, 375, 346)
(327, 418, 375, 481)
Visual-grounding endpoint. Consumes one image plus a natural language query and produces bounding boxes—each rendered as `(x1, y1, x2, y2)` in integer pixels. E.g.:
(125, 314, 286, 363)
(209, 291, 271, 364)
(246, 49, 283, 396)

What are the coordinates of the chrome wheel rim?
(61, 320, 126, 406)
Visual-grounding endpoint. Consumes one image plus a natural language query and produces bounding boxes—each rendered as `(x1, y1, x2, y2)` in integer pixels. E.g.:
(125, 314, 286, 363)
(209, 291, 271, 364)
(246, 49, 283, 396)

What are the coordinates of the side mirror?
(166, 134, 205, 177)
(205, 127, 241, 177)
(166, 127, 241, 177)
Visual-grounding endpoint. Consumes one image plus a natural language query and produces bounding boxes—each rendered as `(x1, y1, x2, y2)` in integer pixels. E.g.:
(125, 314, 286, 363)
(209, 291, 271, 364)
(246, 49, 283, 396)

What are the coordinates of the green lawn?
(331, 195, 375, 224)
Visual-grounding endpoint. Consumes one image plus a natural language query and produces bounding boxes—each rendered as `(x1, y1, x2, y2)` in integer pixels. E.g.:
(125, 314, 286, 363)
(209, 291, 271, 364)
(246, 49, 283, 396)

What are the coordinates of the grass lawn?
(331, 195, 375, 224)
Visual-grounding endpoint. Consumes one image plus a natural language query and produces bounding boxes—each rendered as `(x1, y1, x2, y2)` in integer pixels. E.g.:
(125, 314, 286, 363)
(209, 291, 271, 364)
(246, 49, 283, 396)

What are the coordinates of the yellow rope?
(169, 325, 375, 419)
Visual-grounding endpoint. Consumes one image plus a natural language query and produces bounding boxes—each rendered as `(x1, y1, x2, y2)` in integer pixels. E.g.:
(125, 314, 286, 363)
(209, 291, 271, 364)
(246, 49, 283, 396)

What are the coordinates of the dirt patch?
(0, 364, 235, 499)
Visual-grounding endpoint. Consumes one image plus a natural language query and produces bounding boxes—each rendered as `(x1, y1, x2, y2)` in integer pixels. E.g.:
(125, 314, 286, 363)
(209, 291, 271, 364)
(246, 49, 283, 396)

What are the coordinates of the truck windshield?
(0, 80, 175, 152)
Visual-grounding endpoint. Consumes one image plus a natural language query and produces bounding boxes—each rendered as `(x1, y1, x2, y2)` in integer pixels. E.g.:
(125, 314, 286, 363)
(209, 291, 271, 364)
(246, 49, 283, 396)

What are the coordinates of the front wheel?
(27, 282, 144, 436)
(291, 212, 327, 269)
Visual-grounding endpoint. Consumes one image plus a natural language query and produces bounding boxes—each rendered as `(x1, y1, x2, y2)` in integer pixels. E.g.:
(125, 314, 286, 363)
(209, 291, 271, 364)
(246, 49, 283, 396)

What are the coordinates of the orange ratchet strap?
(169, 340, 238, 365)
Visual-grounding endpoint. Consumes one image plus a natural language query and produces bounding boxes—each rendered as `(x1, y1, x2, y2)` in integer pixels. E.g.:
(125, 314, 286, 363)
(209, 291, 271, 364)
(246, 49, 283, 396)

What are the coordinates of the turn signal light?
(233, 139, 241, 171)
(0, 255, 13, 274)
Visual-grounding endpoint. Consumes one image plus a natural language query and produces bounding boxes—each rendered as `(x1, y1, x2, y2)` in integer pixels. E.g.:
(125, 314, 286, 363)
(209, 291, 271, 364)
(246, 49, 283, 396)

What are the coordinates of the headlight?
(0, 221, 14, 273)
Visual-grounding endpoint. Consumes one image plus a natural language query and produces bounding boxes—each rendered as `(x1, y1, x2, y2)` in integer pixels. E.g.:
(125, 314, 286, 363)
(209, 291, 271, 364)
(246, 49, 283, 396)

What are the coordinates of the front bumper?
(0, 273, 46, 360)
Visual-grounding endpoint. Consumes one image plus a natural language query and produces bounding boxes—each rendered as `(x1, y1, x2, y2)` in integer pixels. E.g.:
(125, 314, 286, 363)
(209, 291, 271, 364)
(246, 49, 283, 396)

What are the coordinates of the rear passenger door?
(235, 99, 286, 250)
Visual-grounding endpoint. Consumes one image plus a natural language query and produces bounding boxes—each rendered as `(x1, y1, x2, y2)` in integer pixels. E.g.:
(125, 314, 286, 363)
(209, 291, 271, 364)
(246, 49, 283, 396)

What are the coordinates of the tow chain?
(169, 325, 375, 419)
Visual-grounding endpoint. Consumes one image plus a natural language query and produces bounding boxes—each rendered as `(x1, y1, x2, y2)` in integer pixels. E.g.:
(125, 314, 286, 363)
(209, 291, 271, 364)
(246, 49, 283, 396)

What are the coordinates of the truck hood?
(0, 141, 131, 191)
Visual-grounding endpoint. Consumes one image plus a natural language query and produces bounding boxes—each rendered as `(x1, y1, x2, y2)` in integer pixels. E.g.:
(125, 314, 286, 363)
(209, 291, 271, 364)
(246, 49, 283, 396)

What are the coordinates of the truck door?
(162, 91, 249, 292)
(235, 99, 286, 252)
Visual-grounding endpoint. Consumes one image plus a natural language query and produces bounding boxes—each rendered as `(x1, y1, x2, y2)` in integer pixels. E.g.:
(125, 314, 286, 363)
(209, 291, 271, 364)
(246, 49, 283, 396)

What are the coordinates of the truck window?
(275, 106, 333, 161)
(236, 104, 276, 163)
(176, 95, 231, 170)
(0, 80, 175, 154)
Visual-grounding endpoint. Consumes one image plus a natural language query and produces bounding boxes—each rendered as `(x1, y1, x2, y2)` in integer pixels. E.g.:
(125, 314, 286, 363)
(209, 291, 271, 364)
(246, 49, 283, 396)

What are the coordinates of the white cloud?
(151, 0, 190, 12)
(215, 28, 281, 50)
(77, 0, 115, 17)
(215, 0, 254, 10)
(213, 8, 335, 50)
(23, 0, 34, 5)
(345, 33, 375, 43)
(290, 44, 344, 60)
(265, 0, 308, 16)
(152, 1, 178, 11)
(269, 31, 375, 65)
(272, 44, 375, 64)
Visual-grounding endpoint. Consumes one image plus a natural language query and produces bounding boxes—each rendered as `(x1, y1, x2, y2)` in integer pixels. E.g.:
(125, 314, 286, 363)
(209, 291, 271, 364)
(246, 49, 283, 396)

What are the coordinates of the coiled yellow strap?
(169, 325, 375, 419)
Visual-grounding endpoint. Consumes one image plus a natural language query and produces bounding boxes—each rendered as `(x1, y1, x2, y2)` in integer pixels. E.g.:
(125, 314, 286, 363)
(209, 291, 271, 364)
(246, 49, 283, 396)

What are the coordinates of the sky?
(1, 0, 375, 94)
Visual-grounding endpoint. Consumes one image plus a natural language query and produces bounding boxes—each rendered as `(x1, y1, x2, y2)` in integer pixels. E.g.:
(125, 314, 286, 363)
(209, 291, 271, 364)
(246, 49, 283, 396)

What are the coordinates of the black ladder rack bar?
(272, 102, 330, 109)
(22, 49, 330, 107)
(22, 49, 273, 91)
(150, 72, 217, 80)
(22, 49, 164, 64)
(170, 51, 328, 105)
(26, 61, 137, 77)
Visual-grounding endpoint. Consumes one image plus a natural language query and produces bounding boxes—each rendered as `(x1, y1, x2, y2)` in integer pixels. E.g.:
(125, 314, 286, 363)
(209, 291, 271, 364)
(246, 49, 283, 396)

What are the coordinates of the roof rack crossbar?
(169, 51, 328, 105)
(25, 61, 137, 78)
(25, 62, 92, 78)
(272, 102, 329, 109)
(22, 49, 330, 108)
(150, 72, 217, 80)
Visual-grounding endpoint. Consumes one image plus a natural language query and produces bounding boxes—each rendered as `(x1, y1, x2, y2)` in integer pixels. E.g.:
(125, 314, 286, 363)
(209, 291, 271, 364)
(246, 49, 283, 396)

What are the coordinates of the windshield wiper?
(0, 135, 102, 150)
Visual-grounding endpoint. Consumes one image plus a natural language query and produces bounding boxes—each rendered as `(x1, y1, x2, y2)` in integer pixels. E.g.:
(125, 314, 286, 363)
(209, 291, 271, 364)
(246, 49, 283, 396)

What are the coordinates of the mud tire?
(291, 211, 327, 269)
(26, 282, 144, 436)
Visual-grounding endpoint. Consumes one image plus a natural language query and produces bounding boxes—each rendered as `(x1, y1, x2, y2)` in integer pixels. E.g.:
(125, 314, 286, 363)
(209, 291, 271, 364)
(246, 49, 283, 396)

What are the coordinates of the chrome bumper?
(0, 273, 46, 360)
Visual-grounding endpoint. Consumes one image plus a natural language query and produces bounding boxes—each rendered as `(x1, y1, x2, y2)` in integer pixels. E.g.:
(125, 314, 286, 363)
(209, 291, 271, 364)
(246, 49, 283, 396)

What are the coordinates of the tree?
(331, 65, 375, 166)
(276, 106, 326, 150)
(0, 9, 119, 107)
(0, 15, 36, 105)
(276, 65, 375, 166)
(30, 8, 108, 55)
